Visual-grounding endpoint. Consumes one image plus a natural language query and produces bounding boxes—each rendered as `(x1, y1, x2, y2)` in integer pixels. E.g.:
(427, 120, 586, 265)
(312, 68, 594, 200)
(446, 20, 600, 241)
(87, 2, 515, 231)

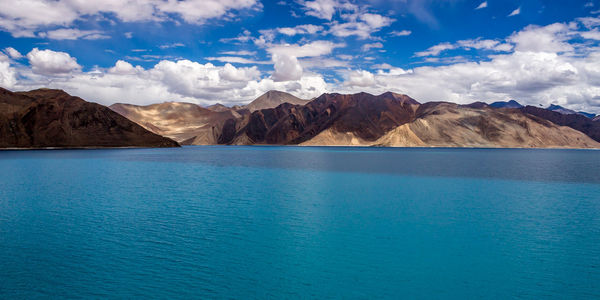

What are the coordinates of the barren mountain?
(244, 90, 309, 112)
(0, 88, 179, 148)
(206, 103, 231, 112)
(109, 102, 241, 145)
(520, 106, 600, 142)
(227, 92, 420, 145)
(374, 103, 598, 148)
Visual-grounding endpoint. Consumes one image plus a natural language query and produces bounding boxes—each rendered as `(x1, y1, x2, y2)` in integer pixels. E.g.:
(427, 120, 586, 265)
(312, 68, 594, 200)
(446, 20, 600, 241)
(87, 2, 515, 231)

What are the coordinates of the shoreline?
(2, 144, 598, 151)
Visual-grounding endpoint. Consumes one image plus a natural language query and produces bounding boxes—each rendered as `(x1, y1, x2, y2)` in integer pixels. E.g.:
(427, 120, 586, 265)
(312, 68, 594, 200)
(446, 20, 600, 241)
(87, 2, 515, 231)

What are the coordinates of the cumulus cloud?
(0, 54, 17, 88)
(509, 23, 573, 53)
(218, 63, 260, 82)
(272, 54, 304, 82)
(0, 0, 261, 37)
(345, 70, 375, 87)
(26, 48, 81, 75)
(6, 52, 327, 105)
(475, 1, 488, 10)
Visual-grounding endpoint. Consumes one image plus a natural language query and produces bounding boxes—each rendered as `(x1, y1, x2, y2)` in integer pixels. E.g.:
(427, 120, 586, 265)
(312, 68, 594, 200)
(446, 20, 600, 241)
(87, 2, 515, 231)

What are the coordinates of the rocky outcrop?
(0, 88, 179, 148)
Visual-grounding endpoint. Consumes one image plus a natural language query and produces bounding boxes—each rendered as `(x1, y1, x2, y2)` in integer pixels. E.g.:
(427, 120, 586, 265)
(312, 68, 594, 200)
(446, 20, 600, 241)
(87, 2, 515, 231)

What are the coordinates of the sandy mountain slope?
(109, 102, 240, 144)
(374, 103, 599, 148)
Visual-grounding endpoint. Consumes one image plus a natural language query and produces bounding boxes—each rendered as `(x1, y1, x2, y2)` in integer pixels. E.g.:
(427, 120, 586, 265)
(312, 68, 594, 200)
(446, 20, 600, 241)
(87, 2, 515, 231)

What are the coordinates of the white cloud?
(218, 63, 260, 82)
(390, 30, 412, 37)
(124, 32, 133, 39)
(3, 47, 23, 59)
(508, 7, 521, 17)
(475, 1, 488, 10)
(267, 40, 344, 58)
(362, 42, 384, 52)
(159, 43, 185, 49)
(220, 50, 257, 56)
(301, 0, 340, 20)
(272, 54, 304, 82)
(509, 23, 573, 53)
(415, 42, 456, 57)
(0, 0, 261, 37)
(108, 60, 143, 75)
(277, 24, 323, 36)
(26, 48, 81, 75)
(416, 38, 513, 57)
(206, 56, 270, 64)
(345, 70, 375, 87)
(38, 28, 110, 40)
(329, 13, 394, 39)
(0, 54, 17, 88)
(8, 49, 327, 105)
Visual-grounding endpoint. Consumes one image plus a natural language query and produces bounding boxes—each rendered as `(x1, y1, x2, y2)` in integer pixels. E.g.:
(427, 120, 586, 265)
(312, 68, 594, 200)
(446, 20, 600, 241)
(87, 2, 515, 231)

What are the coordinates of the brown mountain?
(0, 88, 179, 149)
(206, 103, 231, 112)
(244, 90, 309, 112)
(226, 92, 420, 145)
(109, 101, 241, 145)
(374, 102, 598, 148)
(520, 106, 600, 142)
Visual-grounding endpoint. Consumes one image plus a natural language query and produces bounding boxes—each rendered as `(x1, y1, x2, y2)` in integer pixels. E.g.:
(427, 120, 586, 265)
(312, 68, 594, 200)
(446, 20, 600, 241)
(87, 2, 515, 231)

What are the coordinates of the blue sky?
(1, 0, 600, 112)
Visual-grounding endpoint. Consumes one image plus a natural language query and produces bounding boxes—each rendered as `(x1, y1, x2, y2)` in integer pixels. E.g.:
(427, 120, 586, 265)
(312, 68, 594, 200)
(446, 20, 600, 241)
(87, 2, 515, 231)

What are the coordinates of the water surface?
(1, 146, 599, 298)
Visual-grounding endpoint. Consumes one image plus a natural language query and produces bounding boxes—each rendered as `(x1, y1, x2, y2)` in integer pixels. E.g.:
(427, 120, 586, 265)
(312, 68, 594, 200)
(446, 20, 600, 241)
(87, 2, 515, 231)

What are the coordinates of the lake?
(1, 146, 599, 298)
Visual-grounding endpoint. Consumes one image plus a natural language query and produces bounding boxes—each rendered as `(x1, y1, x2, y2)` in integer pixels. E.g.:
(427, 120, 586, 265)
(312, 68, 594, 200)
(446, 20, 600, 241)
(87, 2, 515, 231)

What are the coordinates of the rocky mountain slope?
(0, 88, 179, 148)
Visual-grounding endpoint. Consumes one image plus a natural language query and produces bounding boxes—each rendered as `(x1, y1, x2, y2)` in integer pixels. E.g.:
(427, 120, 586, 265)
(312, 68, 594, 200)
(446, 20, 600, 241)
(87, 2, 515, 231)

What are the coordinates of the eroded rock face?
(0, 88, 179, 148)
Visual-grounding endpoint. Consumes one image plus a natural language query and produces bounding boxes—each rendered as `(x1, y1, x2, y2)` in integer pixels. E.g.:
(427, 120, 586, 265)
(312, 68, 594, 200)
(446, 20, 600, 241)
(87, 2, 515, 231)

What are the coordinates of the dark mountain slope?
(0, 88, 179, 148)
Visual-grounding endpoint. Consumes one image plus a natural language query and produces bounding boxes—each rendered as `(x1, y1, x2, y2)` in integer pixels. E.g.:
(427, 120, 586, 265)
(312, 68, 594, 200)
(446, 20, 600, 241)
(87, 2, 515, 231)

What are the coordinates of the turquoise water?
(1, 146, 599, 298)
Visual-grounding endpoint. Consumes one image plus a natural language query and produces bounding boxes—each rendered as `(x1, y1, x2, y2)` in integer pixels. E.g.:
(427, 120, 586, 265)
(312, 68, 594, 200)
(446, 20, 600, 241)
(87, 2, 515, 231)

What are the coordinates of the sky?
(1, 0, 600, 113)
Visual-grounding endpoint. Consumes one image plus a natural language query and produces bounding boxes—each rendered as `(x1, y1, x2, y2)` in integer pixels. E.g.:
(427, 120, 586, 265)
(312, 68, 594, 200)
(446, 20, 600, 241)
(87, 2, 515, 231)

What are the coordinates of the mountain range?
(1, 87, 598, 149)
